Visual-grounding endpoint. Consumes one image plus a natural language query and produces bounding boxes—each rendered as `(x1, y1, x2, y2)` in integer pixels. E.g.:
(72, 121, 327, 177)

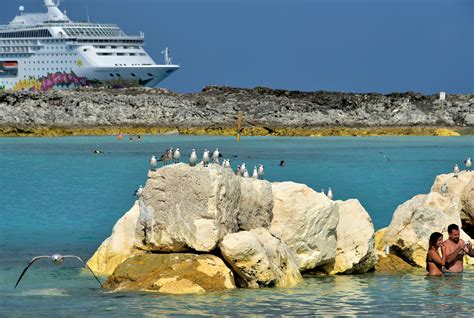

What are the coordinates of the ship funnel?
(19, 5, 25, 15)
(44, 0, 68, 21)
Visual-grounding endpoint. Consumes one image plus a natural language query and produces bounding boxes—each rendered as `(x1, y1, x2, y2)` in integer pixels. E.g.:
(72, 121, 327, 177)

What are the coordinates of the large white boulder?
(270, 182, 338, 271)
(323, 199, 376, 274)
(219, 228, 302, 288)
(135, 163, 241, 252)
(87, 201, 142, 276)
(382, 191, 465, 266)
(461, 176, 474, 224)
(431, 171, 474, 224)
(237, 178, 273, 231)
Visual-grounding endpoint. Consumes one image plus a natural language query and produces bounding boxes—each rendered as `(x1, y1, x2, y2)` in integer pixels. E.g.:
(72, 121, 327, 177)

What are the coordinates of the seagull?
(165, 147, 174, 165)
(173, 148, 181, 163)
(189, 149, 197, 166)
(93, 149, 103, 154)
(321, 188, 325, 195)
(453, 164, 460, 177)
(257, 164, 264, 180)
(221, 159, 227, 167)
(240, 163, 247, 176)
(327, 187, 333, 200)
(235, 165, 241, 176)
(133, 185, 144, 197)
(14, 254, 103, 289)
(202, 149, 210, 167)
(465, 158, 472, 171)
(212, 148, 220, 164)
(150, 155, 158, 171)
(224, 159, 231, 169)
(379, 151, 391, 162)
(252, 166, 259, 179)
(243, 169, 249, 178)
(440, 183, 448, 196)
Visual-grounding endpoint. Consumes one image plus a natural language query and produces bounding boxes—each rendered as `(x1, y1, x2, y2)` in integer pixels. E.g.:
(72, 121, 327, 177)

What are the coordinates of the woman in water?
(426, 232, 446, 276)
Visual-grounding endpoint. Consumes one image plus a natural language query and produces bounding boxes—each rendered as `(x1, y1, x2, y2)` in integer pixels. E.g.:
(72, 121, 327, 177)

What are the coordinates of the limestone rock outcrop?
(381, 191, 472, 267)
(104, 254, 235, 294)
(219, 228, 302, 288)
(431, 171, 474, 227)
(237, 178, 274, 231)
(322, 199, 376, 274)
(135, 163, 241, 252)
(87, 201, 142, 276)
(270, 182, 338, 271)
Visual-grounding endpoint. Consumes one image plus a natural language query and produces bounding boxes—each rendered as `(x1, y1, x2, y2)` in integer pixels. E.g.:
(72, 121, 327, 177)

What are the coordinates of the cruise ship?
(0, 0, 179, 91)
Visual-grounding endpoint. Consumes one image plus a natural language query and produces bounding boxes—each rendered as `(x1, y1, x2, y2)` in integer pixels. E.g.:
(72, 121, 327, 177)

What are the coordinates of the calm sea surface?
(0, 135, 473, 316)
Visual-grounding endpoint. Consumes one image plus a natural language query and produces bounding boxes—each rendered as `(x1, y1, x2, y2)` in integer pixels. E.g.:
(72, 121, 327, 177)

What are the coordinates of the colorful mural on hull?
(12, 72, 94, 92)
(9, 71, 154, 92)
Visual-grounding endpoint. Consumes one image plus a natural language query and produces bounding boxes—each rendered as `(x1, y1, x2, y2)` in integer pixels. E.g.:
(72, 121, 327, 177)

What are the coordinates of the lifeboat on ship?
(2, 61, 18, 69)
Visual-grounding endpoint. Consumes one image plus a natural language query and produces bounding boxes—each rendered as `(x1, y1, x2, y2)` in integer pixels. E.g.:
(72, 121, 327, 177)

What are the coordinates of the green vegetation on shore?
(0, 126, 467, 137)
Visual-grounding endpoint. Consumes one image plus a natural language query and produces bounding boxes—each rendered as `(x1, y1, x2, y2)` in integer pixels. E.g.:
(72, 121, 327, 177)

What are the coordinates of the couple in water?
(426, 224, 474, 276)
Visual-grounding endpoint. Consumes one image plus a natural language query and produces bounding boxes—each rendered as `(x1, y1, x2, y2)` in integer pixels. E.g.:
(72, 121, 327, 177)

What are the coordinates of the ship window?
(109, 74, 114, 77)
(131, 73, 136, 77)
(116, 74, 121, 77)
(147, 73, 153, 77)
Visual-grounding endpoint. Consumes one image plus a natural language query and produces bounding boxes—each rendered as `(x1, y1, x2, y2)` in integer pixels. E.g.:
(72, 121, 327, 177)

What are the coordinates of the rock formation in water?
(377, 171, 474, 269)
(0, 86, 472, 133)
(87, 163, 376, 294)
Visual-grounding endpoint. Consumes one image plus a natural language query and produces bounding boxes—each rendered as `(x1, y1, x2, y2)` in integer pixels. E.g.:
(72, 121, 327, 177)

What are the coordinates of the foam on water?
(13, 288, 70, 297)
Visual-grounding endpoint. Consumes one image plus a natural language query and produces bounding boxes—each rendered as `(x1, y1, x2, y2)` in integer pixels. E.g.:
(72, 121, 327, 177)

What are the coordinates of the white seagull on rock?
(150, 155, 158, 171)
(133, 185, 144, 197)
(173, 148, 181, 163)
(453, 164, 460, 177)
(327, 187, 333, 200)
(189, 149, 197, 166)
(440, 183, 448, 196)
(465, 158, 472, 171)
(243, 169, 249, 178)
(240, 163, 247, 176)
(202, 149, 210, 167)
(257, 164, 264, 180)
(225, 159, 231, 169)
(212, 148, 220, 164)
(15, 254, 103, 289)
(252, 166, 259, 179)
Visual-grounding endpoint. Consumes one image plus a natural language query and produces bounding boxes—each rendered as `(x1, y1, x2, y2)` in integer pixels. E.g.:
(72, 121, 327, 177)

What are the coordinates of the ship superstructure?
(0, 0, 179, 91)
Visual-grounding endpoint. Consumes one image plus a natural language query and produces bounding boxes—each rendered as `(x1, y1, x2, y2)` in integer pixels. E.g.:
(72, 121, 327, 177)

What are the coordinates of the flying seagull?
(379, 152, 391, 162)
(14, 254, 103, 289)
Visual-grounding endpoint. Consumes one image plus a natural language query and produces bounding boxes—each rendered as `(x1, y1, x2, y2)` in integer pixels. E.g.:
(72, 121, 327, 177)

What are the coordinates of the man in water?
(443, 224, 474, 273)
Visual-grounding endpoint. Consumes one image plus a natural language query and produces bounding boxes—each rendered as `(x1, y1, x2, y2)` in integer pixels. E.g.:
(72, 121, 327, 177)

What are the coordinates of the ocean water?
(0, 135, 473, 316)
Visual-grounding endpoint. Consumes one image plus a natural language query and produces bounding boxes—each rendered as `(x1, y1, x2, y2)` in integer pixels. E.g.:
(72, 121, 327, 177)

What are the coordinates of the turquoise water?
(0, 135, 473, 316)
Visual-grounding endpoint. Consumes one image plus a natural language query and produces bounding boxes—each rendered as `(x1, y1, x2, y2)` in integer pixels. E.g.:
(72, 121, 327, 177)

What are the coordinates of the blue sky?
(1, 0, 473, 93)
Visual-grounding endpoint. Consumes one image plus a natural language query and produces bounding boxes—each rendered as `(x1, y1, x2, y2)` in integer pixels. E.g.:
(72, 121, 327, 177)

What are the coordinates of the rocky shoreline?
(0, 86, 473, 136)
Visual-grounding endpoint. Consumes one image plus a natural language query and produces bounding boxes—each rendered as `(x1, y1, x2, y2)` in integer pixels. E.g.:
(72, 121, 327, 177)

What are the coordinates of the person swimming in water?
(426, 232, 445, 276)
